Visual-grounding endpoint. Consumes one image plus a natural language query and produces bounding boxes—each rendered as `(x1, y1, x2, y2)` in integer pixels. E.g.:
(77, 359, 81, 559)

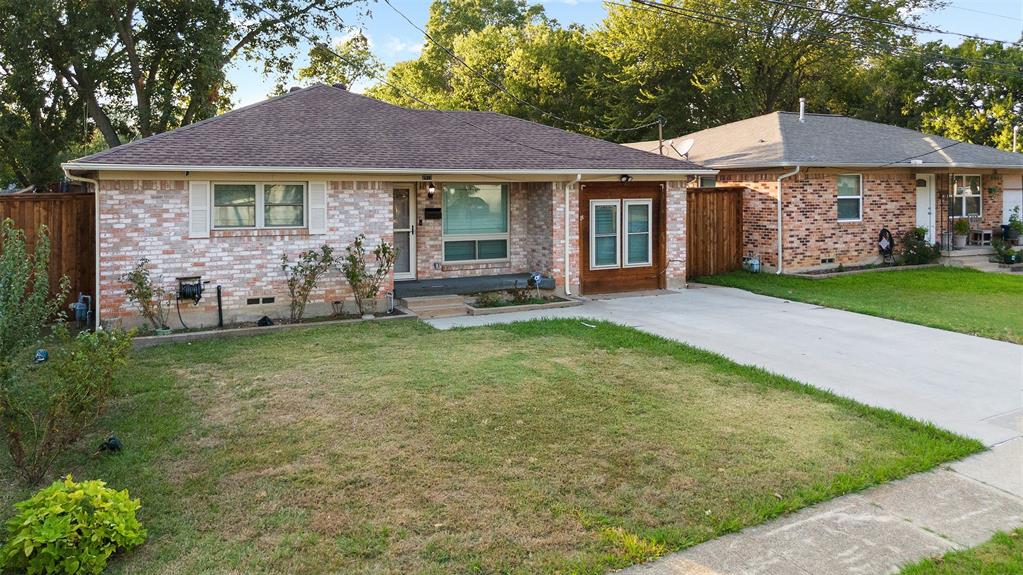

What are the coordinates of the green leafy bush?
(120, 257, 170, 331)
(1, 475, 146, 574)
(281, 244, 335, 322)
(2, 327, 133, 484)
(953, 218, 972, 236)
(898, 227, 941, 265)
(992, 239, 1020, 264)
(338, 234, 396, 316)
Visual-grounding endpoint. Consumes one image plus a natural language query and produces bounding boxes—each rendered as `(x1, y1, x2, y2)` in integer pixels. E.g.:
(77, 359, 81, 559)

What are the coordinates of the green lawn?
(0, 320, 981, 574)
(900, 529, 1023, 574)
(698, 267, 1023, 344)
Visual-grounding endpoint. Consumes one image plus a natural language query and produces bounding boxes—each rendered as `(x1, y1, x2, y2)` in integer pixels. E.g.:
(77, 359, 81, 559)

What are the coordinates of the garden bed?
(465, 291, 581, 315)
(133, 309, 410, 349)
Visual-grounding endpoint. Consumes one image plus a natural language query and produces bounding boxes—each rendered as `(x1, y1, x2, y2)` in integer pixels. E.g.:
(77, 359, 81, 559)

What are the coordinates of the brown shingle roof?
(68, 84, 709, 174)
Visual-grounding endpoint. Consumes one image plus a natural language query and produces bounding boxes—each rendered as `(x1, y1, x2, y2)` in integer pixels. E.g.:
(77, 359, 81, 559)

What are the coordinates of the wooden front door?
(579, 183, 665, 294)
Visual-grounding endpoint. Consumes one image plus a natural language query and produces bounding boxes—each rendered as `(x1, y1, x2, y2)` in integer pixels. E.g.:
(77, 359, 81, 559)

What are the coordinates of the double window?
(951, 175, 982, 218)
(837, 174, 862, 221)
(442, 184, 509, 262)
(589, 199, 652, 270)
(212, 182, 306, 229)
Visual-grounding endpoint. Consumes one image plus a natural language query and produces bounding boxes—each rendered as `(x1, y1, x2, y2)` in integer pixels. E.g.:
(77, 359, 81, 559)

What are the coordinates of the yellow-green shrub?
(1, 475, 146, 574)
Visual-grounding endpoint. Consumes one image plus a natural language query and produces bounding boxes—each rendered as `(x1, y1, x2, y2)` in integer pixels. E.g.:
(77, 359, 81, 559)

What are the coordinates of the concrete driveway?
(429, 285, 1023, 447)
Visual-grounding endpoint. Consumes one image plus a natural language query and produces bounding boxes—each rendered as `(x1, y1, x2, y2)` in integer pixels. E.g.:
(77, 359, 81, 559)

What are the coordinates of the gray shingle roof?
(66, 84, 708, 174)
(624, 111, 1023, 169)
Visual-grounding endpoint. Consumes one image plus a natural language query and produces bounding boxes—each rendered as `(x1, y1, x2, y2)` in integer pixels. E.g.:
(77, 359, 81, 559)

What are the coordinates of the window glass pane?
(393, 231, 410, 273)
(393, 188, 411, 229)
(444, 241, 476, 261)
(477, 239, 507, 260)
(837, 175, 860, 197)
(443, 184, 507, 235)
(627, 233, 649, 264)
(264, 184, 304, 227)
(265, 206, 304, 227)
(627, 203, 649, 233)
(965, 196, 981, 216)
(213, 184, 256, 228)
(699, 176, 716, 188)
(952, 197, 964, 217)
(594, 236, 617, 266)
(594, 205, 617, 235)
(837, 198, 860, 220)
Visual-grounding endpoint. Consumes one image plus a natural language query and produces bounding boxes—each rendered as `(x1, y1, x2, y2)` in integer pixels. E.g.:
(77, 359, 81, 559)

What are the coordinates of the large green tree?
(0, 0, 367, 188)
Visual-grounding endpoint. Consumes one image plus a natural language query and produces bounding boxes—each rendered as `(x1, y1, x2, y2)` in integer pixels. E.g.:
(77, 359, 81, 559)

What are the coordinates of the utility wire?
(247, 3, 644, 163)
(757, 0, 1022, 45)
(620, 0, 1023, 77)
(381, 0, 663, 135)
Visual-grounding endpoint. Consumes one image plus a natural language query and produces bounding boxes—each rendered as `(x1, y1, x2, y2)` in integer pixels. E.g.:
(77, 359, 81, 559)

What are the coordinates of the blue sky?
(227, 0, 1023, 108)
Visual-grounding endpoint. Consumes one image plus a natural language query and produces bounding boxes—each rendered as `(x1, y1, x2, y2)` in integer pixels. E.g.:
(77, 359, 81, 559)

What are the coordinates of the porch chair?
(967, 215, 993, 246)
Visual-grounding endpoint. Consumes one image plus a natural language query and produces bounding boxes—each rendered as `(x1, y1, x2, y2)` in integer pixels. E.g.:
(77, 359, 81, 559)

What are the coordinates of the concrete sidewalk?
(428, 287, 1023, 574)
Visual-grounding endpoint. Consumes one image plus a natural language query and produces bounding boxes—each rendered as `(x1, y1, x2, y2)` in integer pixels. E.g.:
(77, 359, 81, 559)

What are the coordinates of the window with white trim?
(837, 174, 862, 221)
(442, 184, 509, 262)
(952, 175, 982, 217)
(212, 182, 306, 229)
(624, 199, 652, 267)
(590, 200, 620, 269)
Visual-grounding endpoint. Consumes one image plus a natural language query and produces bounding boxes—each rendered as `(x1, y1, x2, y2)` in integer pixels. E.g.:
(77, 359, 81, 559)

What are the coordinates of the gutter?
(776, 165, 801, 275)
(564, 176, 580, 296)
(62, 167, 101, 328)
(61, 162, 717, 177)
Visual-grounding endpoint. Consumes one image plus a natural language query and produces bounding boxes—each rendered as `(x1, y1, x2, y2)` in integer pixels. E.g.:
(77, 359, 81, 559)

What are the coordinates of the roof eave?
(61, 162, 718, 177)
(703, 161, 1023, 170)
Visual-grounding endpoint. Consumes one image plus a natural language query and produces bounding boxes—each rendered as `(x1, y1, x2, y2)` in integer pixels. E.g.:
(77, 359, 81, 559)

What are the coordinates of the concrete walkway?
(428, 286, 1023, 574)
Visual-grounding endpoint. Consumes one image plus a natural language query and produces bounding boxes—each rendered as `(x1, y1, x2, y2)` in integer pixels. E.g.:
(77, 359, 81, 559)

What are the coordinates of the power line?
(757, 0, 1022, 45)
(246, 3, 641, 163)
(619, 0, 1023, 78)
(380, 0, 663, 135)
(944, 3, 1021, 24)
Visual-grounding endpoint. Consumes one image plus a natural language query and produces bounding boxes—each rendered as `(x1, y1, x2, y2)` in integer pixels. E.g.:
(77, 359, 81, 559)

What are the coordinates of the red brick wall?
(666, 180, 687, 287)
(98, 179, 392, 328)
(934, 173, 1003, 241)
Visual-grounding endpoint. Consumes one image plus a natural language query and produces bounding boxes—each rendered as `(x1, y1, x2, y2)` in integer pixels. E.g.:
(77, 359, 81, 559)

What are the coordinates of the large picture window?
(952, 175, 982, 218)
(837, 174, 862, 221)
(442, 184, 509, 262)
(212, 182, 306, 229)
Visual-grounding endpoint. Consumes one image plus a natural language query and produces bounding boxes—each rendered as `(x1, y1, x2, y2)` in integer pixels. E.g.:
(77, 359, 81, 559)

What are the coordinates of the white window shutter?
(188, 181, 210, 238)
(308, 181, 328, 234)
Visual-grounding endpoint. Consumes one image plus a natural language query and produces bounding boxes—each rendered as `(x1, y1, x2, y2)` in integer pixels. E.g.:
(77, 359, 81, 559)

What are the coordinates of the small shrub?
(953, 218, 972, 236)
(2, 327, 133, 484)
(898, 227, 941, 265)
(120, 258, 171, 330)
(473, 292, 503, 308)
(1009, 206, 1023, 236)
(281, 245, 335, 323)
(1, 475, 146, 574)
(338, 234, 397, 316)
(992, 238, 1020, 264)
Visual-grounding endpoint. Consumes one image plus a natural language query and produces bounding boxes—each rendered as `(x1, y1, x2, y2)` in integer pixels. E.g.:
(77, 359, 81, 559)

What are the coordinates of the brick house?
(62, 84, 712, 328)
(626, 107, 1023, 273)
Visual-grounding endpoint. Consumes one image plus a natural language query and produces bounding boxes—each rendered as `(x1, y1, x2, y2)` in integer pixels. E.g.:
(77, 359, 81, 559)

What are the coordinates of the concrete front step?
(400, 295, 468, 318)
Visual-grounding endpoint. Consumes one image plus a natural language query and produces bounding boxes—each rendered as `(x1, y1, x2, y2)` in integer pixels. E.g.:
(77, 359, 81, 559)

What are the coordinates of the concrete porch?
(393, 273, 544, 299)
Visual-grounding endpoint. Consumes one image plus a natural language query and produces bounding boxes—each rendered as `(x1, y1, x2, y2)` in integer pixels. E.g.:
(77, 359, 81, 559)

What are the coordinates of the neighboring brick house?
(626, 107, 1023, 273)
(63, 84, 711, 328)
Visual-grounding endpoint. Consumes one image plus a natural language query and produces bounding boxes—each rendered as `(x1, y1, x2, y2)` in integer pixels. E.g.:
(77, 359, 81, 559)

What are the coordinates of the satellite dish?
(670, 138, 695, 159)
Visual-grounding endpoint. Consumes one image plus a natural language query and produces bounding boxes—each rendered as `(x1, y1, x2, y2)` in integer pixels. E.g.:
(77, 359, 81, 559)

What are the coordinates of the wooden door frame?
(578, 182, 667, 294)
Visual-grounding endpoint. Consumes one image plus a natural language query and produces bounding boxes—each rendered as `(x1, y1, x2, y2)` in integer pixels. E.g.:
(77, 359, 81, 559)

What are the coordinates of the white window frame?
(589, 199, 621, 270)
(211, 181, 308, 230)
(440, 183, 510, 264)
(837, 173, 863, 222)
(952, 174, 983, 218)
(623, 199, 653, 268)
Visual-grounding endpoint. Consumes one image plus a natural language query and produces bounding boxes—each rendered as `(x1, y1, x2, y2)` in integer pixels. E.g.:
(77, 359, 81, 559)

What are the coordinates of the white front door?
(1003, 174, 1023, 224)
(915, 174, 936, 242)
(393, 185, 416, 280)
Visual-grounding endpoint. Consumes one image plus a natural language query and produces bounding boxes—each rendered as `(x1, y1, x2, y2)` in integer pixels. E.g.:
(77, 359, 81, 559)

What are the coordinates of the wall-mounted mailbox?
(424, 208, 442, 220)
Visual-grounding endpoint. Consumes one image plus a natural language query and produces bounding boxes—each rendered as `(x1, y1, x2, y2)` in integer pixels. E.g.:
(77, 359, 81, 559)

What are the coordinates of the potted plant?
(953, 218, 971, 249)
(121, 257, 172, 334)
(1009, 206, 1023, 246)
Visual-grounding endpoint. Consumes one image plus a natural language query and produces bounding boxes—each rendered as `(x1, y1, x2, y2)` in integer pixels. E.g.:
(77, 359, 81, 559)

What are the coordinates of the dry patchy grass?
(0, 319, 980, 574)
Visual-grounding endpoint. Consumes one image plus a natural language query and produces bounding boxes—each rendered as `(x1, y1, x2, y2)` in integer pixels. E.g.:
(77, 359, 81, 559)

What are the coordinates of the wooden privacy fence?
(0, 193, 94, 303)
(686, 187, 744, 278)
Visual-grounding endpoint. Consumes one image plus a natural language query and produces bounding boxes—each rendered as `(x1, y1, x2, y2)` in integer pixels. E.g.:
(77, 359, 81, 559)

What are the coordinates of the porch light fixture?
(619, 174, 633, 183)
(427, 183, 436, 199)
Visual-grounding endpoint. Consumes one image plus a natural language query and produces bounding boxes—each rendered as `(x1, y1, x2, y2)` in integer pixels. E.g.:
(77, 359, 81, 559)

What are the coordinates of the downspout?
(564, 175, 580, 296)
(62, 168, 101, 328)
(776, 165, 801, 274)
